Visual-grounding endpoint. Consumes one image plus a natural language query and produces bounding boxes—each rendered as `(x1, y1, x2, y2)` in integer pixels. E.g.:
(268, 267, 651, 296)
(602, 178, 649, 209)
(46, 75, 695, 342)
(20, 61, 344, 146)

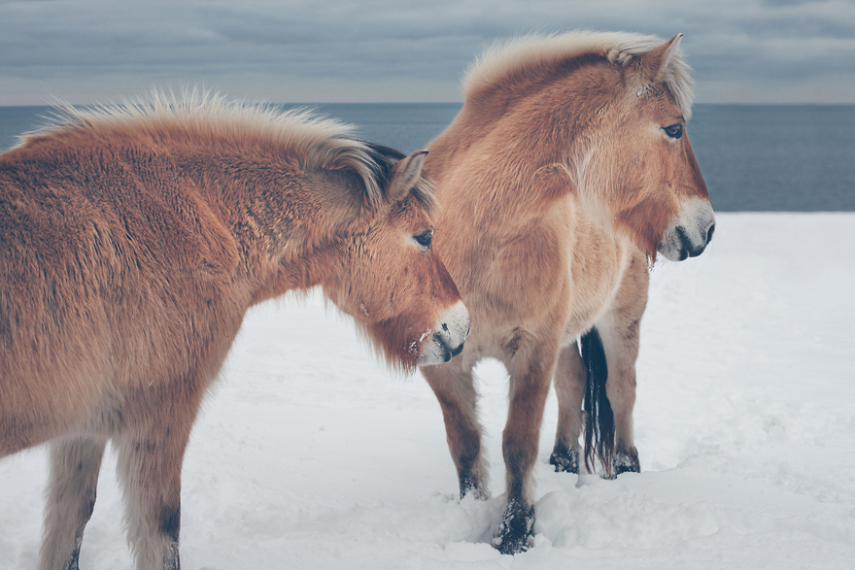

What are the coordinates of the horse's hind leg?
(596, 315, 641, 475)
(549, 343, 586, 474)
(422, 358, 488, 499)
(40, 435, 107, 570)
(115, 385, 203, 570)
(599, 253, 649, 476)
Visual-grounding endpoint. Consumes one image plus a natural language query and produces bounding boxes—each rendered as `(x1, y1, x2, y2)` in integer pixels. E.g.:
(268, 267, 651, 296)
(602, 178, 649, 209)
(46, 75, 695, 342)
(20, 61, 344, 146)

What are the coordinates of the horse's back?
(0, 135, 243, 455)
(0, 146, 112, 453)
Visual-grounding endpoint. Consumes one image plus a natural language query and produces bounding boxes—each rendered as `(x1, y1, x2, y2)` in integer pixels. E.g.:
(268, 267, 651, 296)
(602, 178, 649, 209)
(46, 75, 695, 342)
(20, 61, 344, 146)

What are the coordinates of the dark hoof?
(615, 449, 640, 476)
(549, 444, 579, 474)
(493, 499, 534, 555)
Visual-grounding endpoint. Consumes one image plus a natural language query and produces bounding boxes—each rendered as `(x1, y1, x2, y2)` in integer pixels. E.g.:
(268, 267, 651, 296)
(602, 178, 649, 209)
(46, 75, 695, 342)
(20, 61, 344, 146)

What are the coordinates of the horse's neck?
(173, 140, 343, 302)
(248, 241, 343, 305)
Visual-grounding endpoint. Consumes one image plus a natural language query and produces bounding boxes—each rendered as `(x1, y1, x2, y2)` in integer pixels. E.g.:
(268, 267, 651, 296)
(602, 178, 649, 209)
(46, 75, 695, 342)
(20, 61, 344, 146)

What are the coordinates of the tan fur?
(0, 94, 465, 569)
(420, 32, 713, 554)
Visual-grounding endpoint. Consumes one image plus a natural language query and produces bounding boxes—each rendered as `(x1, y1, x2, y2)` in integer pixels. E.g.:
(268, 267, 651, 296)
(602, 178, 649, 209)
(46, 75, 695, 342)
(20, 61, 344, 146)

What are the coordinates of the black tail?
(581, 327, 616, 478)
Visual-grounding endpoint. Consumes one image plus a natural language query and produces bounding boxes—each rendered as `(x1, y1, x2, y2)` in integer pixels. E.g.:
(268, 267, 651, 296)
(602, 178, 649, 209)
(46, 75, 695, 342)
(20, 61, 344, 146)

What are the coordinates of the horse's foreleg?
(495, 337, 558, 555)
(549, 343, 586, 473)
(40, 435, 107, 570)
(116, 385, 202, 570)
(421, 360, 487, 500)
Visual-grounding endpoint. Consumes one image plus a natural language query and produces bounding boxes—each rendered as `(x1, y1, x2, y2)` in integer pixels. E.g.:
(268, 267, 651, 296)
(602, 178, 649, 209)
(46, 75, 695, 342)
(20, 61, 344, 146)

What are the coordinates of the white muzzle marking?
(418, 301, 471, 366)
(659, 197, 716, 261)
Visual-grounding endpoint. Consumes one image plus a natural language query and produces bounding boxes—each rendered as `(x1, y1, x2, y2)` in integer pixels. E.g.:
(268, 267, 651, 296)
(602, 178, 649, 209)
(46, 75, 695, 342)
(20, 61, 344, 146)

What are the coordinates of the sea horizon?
(2, 103, 853, 212)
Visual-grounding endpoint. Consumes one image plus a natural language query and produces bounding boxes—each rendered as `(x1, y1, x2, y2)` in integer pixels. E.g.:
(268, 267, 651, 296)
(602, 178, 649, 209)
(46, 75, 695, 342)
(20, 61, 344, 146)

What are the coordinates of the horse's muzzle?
(418, 301, 470, 366)
(659, 198, 716, 261)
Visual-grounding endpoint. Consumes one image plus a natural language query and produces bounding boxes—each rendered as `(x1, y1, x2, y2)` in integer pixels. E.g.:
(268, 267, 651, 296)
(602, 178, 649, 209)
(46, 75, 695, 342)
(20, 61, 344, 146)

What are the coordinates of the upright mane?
(20, 91, 417, 209)
(463, 31, 694, 119)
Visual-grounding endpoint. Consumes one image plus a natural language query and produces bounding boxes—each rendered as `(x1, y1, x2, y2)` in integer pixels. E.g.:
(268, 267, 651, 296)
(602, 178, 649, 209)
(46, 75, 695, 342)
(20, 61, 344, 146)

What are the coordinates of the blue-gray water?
(2, 103, 853, 211)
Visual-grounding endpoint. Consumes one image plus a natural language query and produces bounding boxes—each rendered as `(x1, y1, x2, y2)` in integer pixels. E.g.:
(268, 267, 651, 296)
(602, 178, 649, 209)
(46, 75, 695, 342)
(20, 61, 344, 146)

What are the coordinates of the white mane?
(463, 31, 695, 119)
(25, 90, 394, 207)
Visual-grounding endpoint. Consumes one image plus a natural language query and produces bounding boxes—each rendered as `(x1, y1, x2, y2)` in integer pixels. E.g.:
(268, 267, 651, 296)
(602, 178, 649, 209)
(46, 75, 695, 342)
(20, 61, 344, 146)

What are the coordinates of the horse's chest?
(460, 227, 567, 323)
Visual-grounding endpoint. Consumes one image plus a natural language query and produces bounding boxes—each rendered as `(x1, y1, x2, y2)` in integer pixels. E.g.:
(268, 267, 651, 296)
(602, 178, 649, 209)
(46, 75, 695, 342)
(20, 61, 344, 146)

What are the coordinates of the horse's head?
(325, 149, 469, 371)
(580, 34, 715, 261)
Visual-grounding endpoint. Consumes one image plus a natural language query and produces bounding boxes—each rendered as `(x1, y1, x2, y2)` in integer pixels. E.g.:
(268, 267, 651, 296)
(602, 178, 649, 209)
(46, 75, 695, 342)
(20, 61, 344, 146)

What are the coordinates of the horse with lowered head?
(0, 93, 469, 570)
(420, 32, 715, 553)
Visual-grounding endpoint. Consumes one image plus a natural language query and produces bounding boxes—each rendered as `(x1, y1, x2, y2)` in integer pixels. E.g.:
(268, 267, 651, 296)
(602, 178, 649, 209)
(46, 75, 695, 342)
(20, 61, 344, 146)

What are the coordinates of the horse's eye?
(414, 230, 433, 249)
(664, 123, 683, 139)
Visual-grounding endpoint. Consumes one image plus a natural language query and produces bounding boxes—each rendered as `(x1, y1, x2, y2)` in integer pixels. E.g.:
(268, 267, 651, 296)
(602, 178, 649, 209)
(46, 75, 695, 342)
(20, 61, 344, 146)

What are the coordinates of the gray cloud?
(1, 0, 854, 104)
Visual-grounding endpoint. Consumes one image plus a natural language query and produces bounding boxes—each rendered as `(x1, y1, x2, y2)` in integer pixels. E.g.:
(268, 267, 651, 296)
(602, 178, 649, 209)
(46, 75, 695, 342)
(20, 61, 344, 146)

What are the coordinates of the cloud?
(0, 0, 853, 104)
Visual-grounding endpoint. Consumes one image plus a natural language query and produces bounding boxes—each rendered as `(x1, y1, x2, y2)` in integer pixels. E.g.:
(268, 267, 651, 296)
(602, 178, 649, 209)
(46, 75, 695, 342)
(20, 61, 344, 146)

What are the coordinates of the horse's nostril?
(707, 223, 716, 243)
(675, 226, 691, 251)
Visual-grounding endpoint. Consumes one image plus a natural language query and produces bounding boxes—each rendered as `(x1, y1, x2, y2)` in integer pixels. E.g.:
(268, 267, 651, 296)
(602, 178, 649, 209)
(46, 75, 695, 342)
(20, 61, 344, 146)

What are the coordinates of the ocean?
(1, 103, 852, 212)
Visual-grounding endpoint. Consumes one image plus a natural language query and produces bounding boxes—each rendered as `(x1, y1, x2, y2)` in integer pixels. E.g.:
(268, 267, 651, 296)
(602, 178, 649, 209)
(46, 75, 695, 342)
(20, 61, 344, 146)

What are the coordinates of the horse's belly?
(560, 302, 611, 347)
(560, 231, 633, 344)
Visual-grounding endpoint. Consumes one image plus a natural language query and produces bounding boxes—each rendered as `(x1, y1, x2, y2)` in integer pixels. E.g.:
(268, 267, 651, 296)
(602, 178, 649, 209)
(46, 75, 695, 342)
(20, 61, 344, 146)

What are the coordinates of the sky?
(1, 0, 854, 105)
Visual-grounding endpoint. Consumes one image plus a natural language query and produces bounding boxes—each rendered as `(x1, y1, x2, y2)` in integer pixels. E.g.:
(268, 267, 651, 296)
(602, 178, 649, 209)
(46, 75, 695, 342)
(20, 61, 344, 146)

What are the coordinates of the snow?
(2, 213, 854, 569)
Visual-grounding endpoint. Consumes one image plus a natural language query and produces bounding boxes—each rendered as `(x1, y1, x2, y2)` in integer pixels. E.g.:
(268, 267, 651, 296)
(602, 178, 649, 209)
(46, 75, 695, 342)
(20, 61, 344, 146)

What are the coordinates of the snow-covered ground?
(2, 213, 854, 569)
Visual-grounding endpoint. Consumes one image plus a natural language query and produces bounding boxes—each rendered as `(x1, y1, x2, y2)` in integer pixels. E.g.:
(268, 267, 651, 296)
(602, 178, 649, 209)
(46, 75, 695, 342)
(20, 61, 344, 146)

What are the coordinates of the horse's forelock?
(608, 40, 694, 121)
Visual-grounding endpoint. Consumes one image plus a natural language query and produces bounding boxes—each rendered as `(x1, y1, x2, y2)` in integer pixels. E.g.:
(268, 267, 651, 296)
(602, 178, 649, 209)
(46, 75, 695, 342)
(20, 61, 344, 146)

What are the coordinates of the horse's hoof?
(615, 449, 640, 476)
(549, 444, 579, 474)
(493, 500, 534, 555)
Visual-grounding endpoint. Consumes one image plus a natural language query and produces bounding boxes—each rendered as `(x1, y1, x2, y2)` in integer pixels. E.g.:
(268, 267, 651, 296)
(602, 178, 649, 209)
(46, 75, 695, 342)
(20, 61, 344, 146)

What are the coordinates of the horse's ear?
(638, 33, 683, 83)
(534, 163, 575, 204)
(386, 150, 428, 203)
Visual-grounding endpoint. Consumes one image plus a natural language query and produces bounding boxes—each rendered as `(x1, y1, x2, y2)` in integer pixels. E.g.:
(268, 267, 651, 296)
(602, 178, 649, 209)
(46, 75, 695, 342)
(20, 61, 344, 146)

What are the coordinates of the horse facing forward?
(420, 32, 715, 553)
(0, 94, 469, 570)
